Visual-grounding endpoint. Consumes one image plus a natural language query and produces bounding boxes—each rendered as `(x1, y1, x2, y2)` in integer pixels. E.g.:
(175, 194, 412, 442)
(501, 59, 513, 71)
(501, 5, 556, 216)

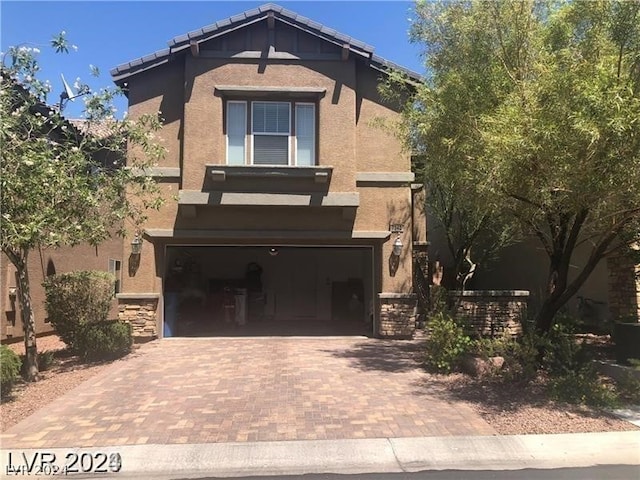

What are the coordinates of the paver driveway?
(1, 336, 495, 448)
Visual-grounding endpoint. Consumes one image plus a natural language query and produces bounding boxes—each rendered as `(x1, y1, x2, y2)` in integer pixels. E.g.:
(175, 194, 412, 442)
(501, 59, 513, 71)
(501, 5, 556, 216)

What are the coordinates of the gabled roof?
(110, 3, 421, 85)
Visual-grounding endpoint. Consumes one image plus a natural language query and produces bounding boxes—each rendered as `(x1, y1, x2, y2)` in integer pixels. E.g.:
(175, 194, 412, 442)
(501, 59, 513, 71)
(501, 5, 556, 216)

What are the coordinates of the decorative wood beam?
(342, 44, 350, 61)
(190, 40, 200, 57)
(267, 11, 275, 30)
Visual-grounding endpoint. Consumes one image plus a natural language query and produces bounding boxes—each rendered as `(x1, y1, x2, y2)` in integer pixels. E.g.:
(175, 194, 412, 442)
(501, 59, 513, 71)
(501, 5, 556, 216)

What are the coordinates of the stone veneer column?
(116, 293, 160, 341)
(377, 293, 417, 339)
(607, 249, 640, 322)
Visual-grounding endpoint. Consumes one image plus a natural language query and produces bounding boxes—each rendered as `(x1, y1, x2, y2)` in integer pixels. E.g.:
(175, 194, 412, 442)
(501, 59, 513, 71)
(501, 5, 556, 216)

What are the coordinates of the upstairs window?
(226, 100, 316, 166)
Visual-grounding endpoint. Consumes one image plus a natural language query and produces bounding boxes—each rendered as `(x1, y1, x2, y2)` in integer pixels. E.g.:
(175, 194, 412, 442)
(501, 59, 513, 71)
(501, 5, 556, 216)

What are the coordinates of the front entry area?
(163, 246, 374, 337)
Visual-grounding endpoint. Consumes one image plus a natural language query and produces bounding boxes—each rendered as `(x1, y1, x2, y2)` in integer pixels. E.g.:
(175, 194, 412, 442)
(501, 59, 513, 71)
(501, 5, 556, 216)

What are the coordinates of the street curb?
(1, 431, 639, 479)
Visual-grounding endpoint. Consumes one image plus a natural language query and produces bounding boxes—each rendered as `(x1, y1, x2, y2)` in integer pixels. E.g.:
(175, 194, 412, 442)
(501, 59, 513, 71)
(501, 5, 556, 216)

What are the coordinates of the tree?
(396, 0, 640, 333)
(0, 34, 165, 381)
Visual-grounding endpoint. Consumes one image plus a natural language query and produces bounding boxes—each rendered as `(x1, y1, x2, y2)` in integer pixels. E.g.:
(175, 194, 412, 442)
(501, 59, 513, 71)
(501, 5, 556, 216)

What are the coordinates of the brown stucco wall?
(122, 23, 416, 310)
(126, 61, 184, 170)
(180, 57, 358, 193)
(355, 62, 410, 172)
(1, 238, 123, 342)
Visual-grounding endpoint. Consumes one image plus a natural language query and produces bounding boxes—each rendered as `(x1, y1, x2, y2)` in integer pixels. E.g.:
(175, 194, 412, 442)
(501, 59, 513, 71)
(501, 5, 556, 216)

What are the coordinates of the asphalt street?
(185, 465, 639, 480)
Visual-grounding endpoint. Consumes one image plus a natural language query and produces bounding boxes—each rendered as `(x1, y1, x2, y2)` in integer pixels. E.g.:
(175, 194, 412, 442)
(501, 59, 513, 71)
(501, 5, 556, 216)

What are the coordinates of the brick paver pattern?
(1, 337, 495, 448)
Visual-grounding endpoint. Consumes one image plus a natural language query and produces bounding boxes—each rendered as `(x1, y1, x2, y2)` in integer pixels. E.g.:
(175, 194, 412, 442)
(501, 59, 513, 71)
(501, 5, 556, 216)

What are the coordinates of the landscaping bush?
(542, 323, 592, 376)
(19, 350, 56, 376)
(548, 369, 617, 408)
(469, 333, 539, 381)
(429, 285, 449, 316)
(540, 323, 620, 407)
(615, 372, 640, 404)
(76, 320, 133, 362)
(425, 312, 472, 373)
(43, 271, 115, 351)
(1, 345, 22, 396)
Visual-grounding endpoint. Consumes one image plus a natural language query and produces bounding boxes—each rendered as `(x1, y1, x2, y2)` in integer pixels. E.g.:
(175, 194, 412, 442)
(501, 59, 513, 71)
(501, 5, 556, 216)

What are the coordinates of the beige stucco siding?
(181, 58, 357, 192)
(356, 187, 412, 294)
(355, 64, 410, 172)
(127, 61, 184, 169)
(2, 239, 123, 341)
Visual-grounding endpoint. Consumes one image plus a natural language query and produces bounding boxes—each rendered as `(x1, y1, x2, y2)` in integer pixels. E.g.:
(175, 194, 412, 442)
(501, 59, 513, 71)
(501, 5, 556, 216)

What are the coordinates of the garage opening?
(164, 246, 374, 337)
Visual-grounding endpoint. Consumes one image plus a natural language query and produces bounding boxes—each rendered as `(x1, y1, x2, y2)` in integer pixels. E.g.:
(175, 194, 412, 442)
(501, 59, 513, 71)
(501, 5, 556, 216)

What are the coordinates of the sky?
(1, 1, 425, 119)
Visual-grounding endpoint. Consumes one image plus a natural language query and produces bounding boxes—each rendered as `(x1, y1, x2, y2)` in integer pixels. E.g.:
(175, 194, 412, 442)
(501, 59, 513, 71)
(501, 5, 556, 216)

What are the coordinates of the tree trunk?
(15, 250, 39, 381)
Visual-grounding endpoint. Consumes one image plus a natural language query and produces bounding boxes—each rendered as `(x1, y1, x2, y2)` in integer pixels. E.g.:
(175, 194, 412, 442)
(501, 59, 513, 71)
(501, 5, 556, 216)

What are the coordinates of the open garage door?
(163, 246, 374, 337)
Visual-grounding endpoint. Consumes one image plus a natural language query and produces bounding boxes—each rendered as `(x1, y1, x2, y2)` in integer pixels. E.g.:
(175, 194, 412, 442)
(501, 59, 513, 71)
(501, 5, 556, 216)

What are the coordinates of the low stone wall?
(378, 293, 417, 339)
(117, 294, 159, 340)
(450, 290, 528, 338)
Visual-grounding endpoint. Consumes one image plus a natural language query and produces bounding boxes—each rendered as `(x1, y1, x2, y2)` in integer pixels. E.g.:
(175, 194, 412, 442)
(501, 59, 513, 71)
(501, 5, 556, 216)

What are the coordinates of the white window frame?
(108, 258, 122, 296)
(250, 101, 292, 166)
(294, 102, 316, 167)
(226, 100, 247, 165)
(225, 100, 317, 166)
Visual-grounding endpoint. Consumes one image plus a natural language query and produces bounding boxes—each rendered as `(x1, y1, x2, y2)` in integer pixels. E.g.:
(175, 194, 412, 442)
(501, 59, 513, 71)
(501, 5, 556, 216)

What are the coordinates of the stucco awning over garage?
(143, 229, 391, 240)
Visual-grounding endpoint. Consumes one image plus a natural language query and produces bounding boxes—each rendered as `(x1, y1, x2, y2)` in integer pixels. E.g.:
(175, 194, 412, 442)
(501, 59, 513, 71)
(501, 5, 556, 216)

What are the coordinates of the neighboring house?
(1, 241, 123, 341)
(111, 3, 426, 339)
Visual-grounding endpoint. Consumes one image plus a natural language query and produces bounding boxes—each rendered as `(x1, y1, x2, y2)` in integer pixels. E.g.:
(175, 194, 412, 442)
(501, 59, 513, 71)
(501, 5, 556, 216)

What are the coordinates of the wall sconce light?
(131, 232, 143, 255)
(268, 247, 279, 257)
(392, 235, 403, 256)
(8, 287, 17, 299)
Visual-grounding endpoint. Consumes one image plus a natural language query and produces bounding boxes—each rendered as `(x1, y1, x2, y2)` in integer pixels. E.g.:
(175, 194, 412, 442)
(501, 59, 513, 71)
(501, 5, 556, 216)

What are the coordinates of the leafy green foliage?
(548, 369, 618, 408)
(43, 271, 115, 351)
(615, 372, 640, 404)
(537, 323, 618, 407)
(389, 0, 640, 329)
(1, 33, 165, 380)
(19, 350, 56, 376)
(425, 313, 472, 373)
(470, 333, 539, 381)
(428, 284, 449, 316)
(0, 345, 22, 396)
(76, 320, 133, 362)
(36, 350, 56, 372)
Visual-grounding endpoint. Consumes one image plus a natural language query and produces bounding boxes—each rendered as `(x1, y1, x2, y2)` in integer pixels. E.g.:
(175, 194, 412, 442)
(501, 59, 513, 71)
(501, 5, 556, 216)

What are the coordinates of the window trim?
(294, 102, 316, 167)
(108, 258, 122, 296)
(225, 100, 247, 165)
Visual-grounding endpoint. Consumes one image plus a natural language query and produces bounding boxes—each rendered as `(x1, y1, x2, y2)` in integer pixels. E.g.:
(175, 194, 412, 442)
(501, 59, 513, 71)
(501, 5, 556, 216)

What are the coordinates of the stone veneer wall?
(117, 294, 159, 340)
(378, 293, 417, 339)
(607, 250, 640, 322)
(449, 290, 528, 338)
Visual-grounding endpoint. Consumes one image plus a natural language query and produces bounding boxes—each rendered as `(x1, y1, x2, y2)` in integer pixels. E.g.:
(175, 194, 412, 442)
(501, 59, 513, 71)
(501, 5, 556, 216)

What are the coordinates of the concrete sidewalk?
(2, 431, 638, 479)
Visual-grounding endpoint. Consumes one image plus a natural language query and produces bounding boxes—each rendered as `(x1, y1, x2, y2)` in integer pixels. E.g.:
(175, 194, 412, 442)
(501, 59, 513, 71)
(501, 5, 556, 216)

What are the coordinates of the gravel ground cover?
(1, 333, 637, 435)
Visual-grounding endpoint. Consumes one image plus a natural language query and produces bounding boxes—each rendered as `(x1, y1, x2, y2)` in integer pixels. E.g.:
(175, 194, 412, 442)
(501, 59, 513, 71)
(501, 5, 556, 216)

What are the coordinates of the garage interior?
(164, 246, 374, 337)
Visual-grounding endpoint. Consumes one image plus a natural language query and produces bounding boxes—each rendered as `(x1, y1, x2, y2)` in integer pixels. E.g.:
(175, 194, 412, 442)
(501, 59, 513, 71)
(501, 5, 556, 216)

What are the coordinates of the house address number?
(389, 224, 404, 233)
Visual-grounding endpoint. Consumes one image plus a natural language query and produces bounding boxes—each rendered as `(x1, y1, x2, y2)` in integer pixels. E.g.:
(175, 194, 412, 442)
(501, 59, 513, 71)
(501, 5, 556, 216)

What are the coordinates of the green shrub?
(548, 369, 618, 408)
(425, 312, 472, 373)
(615, 372, 640, 404)
(43, 271, 115, 351)
(1, 345, 22, 396)
(470, 333, 539, 381)
(76, 320, 133, 362)
(429, 285, 449, 316)
(37, 350, 56, 371)
(542, 323, 592, 376)
(19, 349, 56, 376)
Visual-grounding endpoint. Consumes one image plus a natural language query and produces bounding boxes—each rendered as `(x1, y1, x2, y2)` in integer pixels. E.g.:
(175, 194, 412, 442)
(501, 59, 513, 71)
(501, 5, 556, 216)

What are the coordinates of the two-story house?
(111, 3, 426, 339)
